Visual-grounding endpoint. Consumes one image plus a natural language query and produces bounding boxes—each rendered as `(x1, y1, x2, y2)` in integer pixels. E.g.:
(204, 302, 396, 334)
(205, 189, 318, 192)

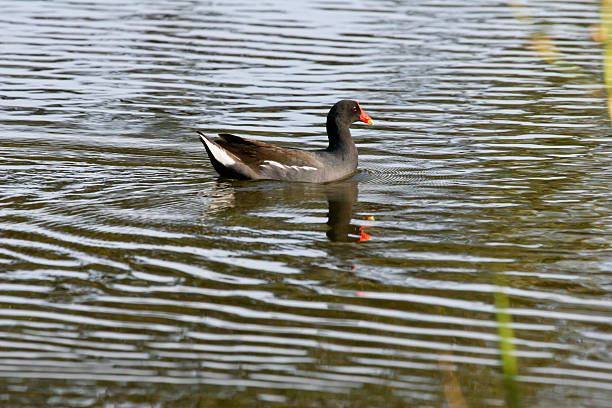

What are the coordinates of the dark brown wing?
(218, 133, 274, 147)
(215, 133, 322, 169)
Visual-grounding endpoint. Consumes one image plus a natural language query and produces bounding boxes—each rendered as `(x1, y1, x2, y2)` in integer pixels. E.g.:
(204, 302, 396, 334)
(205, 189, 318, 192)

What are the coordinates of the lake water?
(1, 0, 612, 406)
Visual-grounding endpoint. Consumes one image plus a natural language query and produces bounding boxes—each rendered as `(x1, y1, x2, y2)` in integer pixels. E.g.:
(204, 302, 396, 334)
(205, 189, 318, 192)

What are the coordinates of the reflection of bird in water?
(324, 181, 372, 243)
(199, 179, 373, 243)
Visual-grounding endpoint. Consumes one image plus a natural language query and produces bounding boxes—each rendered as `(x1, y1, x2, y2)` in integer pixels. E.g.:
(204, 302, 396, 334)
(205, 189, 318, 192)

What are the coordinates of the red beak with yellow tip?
(357, 102, 374, 125)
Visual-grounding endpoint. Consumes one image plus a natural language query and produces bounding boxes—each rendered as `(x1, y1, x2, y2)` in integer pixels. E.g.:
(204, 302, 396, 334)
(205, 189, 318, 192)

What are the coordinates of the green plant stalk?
(495, 290, 521, 408)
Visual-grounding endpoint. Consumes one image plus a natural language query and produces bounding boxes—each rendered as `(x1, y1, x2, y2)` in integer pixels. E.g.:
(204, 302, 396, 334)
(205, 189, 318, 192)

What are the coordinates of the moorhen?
(198, 100, 373, 183)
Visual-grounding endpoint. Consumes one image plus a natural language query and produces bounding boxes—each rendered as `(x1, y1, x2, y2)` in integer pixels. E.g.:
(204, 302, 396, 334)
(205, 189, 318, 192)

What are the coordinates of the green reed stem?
(495, 289, 521, 408)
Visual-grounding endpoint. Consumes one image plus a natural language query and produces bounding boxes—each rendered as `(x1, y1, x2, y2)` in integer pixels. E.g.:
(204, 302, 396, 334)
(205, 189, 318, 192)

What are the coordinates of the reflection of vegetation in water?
(509, 1, 612, 121)
(529, 32, 561, 65)
(601, 1, 612, 121)
(438, 353, 468, 408)
(510, 0, 580, 70)
(509, 0, 560, 65)
(436, 289, 521, 408)
(495, 288, 521, 408)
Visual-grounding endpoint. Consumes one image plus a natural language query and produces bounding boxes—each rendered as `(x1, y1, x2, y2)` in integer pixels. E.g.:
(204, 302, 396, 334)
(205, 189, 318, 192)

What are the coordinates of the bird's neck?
(326, 117, 355, 153)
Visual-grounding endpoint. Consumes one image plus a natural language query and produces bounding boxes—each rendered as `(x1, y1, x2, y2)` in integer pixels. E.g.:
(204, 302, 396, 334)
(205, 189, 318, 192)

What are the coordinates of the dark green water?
(1, 0, 611, 407)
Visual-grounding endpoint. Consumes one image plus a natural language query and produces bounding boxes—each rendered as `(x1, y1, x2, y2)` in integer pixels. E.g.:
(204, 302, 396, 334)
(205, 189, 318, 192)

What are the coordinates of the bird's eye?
(352, 107, 357, 112)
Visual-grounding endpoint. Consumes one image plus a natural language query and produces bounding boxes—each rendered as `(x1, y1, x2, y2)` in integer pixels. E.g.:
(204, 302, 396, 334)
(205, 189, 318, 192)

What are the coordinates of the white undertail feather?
(200, 136, 236, 166)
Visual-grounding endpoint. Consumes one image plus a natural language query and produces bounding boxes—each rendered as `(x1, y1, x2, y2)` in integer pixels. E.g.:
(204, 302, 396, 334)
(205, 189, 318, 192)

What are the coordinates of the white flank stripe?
(263, 160, 286, 169)
(201, 136, 236, 166)
(262, 160, 317, 171)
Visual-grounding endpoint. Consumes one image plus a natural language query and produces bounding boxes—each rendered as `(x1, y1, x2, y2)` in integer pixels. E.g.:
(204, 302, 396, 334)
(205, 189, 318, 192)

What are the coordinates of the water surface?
(1, 0, 611, 407)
